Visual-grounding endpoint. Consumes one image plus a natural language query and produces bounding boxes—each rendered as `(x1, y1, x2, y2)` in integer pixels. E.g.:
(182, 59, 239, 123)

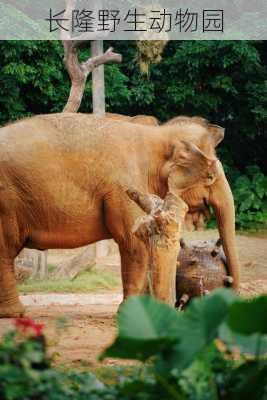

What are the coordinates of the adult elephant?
(166, 116, 240, 282)
(0, 113, 239, 317)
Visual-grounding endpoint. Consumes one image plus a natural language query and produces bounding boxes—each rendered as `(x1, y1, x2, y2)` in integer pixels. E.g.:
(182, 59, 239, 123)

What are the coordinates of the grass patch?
(18, 268, 121, 294)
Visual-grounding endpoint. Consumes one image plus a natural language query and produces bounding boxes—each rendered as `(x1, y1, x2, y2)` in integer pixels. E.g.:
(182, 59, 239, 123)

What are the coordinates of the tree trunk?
(127, 189, 188, 306)
(63, 40, 121, 113)
(91, 40, 110, 259)
(91, 41, 105, 115)
(15, 249, 48, 281)
(53, 246, 96, 280)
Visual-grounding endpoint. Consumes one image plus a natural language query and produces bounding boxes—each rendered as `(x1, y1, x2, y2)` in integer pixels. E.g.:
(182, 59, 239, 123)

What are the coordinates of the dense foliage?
(0, 40, 266, 229)
(1, 290, 267, 400)
(231, 166, 267, 230)
(208, 164, 267, 230)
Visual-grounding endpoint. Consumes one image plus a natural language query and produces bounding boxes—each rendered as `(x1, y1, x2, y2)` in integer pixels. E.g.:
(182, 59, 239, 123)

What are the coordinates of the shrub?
(102, 291, 267, 400)
(208, 164, 267, 231)
(1, 291, 267, 399)
(232, 165, 267, 230)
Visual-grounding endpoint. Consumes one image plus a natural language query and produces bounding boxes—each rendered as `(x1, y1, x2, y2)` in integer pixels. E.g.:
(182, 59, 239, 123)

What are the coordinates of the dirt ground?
(0, 230, 266, 369)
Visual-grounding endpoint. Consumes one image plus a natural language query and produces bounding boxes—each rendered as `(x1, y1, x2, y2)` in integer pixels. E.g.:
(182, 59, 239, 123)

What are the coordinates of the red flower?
(15, 318, 44, 336)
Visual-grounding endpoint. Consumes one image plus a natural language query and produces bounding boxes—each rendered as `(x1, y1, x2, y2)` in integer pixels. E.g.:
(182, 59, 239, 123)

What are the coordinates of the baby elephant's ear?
(208, 124, 225, 147)
(173, 140, 215, 169)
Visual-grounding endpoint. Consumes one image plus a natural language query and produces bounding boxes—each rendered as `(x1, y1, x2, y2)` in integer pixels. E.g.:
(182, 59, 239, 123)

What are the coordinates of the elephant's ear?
(208, 124, 225, 147)
(171, 140, 216, 169)
(168, 140, 217, 193)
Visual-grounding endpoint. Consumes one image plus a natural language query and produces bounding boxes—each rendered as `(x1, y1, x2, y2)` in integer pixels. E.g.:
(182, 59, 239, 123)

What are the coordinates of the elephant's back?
(0, 115, 60, 159)
(0, 113, 152, 154)
(0, 113, 153, 191)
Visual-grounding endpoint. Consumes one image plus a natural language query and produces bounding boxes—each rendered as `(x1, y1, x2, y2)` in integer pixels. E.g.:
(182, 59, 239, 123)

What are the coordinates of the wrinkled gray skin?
(0, 113, 240, 317)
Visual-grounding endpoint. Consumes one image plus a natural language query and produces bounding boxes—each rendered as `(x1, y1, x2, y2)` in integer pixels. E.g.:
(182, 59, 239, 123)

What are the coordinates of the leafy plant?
(232, 165, 267, 230)
(102, 290, 267, 399)
(1, 293, 267, 399)
(207, 164, 267, 230)
(0, 318, 106, 400)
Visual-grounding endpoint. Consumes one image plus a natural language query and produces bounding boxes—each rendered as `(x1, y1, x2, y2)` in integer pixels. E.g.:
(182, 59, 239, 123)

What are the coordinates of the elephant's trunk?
(208, 162, 240, 290)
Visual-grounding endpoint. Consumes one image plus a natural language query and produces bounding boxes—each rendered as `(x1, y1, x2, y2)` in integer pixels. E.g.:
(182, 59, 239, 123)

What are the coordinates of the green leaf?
(179, 344, 223, 400)
(246, 165, 261, 177)
(234, 176, 252, 192)
(253, 173, 267, 199)
(227, 361, 267, 400)
(102, 290, 237, 368)
(227, 296, 267, 335)
(118, 296, 181, 339)
(158, 289, 237, 371)
(101, 296, 181, 361)
(219, 323, 267, 356)
(239, 193, 255, 212)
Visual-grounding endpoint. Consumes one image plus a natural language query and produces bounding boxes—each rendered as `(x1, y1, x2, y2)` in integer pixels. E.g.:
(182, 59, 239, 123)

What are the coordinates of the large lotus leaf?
(156, 289, 237, 372)
(219, 323, 267, 357)
(227, 296, 267, 335)
(102, 289, 236, 366)
(101, 295, 182, 361)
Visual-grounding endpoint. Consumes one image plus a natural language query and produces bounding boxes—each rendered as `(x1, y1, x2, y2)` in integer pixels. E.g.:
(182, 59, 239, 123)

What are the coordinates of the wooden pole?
(91, 40, 109, 258)
(91, 40, 105, 116)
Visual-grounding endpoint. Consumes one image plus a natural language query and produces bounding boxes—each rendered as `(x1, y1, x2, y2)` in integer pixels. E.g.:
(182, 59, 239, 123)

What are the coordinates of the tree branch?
(61, 0, 122, 113)
(62, 43, 122, 113)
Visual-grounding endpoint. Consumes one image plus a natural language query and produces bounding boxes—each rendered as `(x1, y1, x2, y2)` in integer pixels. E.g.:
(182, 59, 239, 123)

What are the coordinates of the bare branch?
(64, 45, 121, 114)
(84, 47, 122, 70)
(61, 0, 122, 113)
(63, 41, 122, 113)
(126, 188, 163, 215)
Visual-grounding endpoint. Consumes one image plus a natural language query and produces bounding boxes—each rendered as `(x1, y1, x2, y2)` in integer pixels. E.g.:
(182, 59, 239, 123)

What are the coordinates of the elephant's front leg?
(119, 240, 149, 299)
(0, 216, 25, 318)
(0, 256, 25, 318)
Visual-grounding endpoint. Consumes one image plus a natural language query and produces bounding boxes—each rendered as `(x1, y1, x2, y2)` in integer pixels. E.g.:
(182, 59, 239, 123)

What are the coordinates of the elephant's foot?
(0, 301, 25, 318)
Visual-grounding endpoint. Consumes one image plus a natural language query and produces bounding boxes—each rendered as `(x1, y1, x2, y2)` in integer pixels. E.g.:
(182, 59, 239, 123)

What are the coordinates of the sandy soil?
(0, 302, 120, 368)
(0, 231, 266, 369)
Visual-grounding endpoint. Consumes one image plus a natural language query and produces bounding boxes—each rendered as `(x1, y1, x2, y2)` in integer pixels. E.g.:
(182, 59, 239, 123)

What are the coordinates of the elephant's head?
(165, 116, 225, 160)
(163, 118, 240, 290)
(164, 140, 218, 194)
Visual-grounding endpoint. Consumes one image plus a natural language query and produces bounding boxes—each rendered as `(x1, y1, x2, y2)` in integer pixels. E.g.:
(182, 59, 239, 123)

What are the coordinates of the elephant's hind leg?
(0, 217, 25, 318)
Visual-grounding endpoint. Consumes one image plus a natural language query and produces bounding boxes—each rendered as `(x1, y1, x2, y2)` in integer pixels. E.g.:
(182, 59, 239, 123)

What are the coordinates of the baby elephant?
(176, 238, 233, 309)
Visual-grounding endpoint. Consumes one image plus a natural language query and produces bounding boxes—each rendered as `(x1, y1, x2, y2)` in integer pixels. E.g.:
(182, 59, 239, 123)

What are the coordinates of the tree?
(62, 40, 121, 113)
